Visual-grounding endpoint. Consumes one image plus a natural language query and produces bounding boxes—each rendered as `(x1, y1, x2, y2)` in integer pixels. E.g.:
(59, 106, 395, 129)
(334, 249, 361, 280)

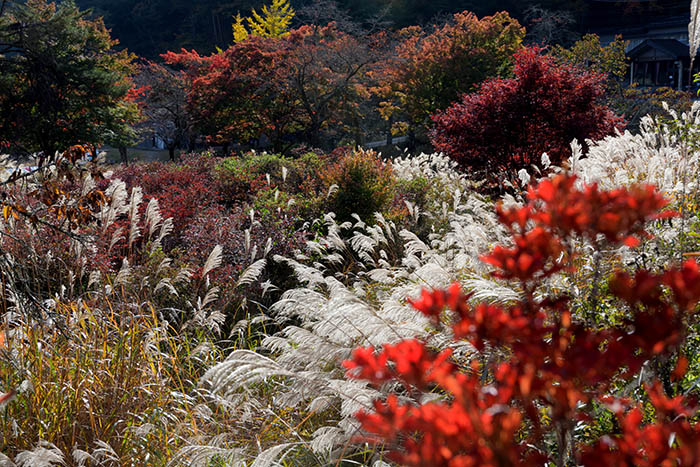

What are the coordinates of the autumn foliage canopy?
(372, 11, 524, 134)
(163, 22, 380, 151)
(345, 174, 700, 466)
(431, 47, 625, 175)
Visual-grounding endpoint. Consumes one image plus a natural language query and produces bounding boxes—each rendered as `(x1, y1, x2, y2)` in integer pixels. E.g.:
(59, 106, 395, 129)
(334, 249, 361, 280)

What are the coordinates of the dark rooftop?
(627, 38, 689, 58)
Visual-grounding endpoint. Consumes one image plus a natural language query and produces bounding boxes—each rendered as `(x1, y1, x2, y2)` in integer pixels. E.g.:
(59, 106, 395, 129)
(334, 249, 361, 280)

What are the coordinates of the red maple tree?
(164, 23, 382, 151)
(430, 47, 625, 178)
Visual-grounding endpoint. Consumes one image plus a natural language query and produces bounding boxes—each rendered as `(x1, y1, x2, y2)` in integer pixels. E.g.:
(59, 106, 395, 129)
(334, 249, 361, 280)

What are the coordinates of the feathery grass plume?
(174, 266, 193, 285)
(200, 286, 220, 309)
(153, 217, 174, 253)
(250, 444, 299, 467)
(691, 0, 700, 76)
(145, 197, 163, 239)
(249, 245, 258, 262)
(154, 277, 179, 297)
(108, 226, 124, 252)
(14, 441, 64, 467)
(156, 257, 173, 274)
(188, 287, 226, 334)
(263, 237, 272, 257)
(237, 259, 267, 287)
(201, 245, 223, 279)
(244, 229, 251, 258)
(168, 445, 246, 467)
(91, 440, 119, 464)
(127, 187, 143, 250)
(71, 447, 95, 467)
(326, 184, 338, 198)
(87, 270, 101, 289)
(100, 180, 128, 233)
(114, 258, 131, 288)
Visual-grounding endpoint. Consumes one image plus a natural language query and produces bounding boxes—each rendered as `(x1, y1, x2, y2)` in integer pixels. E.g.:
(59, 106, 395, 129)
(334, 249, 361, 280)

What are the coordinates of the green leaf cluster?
(553, 33, 628, 82)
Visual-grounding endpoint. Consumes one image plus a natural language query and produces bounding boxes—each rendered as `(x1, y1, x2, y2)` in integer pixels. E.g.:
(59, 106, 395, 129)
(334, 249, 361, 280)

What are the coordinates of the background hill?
(76, 0, 590, 57)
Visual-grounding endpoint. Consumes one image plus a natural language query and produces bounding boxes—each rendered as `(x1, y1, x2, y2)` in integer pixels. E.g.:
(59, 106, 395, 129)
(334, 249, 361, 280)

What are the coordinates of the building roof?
(627, 38, 689, 59)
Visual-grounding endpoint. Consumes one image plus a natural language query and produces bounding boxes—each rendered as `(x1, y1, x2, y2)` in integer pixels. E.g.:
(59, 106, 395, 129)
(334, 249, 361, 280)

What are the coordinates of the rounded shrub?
(430, 47, 625, 178)
(320, 148, 396, 224)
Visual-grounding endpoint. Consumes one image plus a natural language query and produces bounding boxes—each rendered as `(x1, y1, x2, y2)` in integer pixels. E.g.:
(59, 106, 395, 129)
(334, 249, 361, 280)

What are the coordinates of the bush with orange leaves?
(345, 174, 700, 466)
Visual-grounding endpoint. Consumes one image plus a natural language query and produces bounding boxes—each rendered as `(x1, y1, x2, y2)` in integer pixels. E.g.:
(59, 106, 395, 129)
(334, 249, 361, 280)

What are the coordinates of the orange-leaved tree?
(372, 10, 524, 145)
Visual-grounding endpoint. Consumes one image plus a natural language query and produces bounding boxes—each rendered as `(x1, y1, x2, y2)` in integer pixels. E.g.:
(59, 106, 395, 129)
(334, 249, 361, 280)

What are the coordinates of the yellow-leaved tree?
(233, 0, 295, 43)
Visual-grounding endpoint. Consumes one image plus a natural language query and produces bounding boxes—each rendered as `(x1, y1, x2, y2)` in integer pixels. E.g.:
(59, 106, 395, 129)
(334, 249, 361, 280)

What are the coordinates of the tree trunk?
(352, 115, 362, 148)
(119, 146, 128, 166)
(309, 119, 321, 149)
(168, 146, 176, 161)
(386, 116, 393, 146)
(222, 142, 230, 156)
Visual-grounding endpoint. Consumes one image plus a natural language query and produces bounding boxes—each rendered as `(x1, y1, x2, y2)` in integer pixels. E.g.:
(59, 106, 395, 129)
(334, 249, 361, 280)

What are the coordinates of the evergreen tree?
(0, 0, 140, 155)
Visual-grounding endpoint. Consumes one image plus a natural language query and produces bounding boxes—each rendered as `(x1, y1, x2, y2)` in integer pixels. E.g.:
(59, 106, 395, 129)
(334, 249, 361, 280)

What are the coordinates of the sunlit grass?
(0, 299, 226, 465)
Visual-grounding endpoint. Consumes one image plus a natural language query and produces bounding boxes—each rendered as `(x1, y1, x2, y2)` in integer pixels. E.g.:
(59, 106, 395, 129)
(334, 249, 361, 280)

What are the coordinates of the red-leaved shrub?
(181, 204, 305, 287)
(430, 47, 625, 177)
(344, 174, 700, 466)
(112, 154, 219, 237)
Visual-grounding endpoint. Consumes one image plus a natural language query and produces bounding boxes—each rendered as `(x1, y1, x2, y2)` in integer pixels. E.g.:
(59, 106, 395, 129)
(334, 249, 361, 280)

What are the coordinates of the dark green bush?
(320, 149, 396, 225)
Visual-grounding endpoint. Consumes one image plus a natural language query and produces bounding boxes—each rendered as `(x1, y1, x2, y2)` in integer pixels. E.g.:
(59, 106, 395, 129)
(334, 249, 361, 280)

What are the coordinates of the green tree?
(554, 34, 693, 132)
(553, 33, 628, 84)
(0, 0, 140, 155)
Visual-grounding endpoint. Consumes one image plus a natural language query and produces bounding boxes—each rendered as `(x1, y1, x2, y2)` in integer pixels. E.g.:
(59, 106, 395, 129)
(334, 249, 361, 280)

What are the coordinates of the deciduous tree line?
(2, 0, 683, 177)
